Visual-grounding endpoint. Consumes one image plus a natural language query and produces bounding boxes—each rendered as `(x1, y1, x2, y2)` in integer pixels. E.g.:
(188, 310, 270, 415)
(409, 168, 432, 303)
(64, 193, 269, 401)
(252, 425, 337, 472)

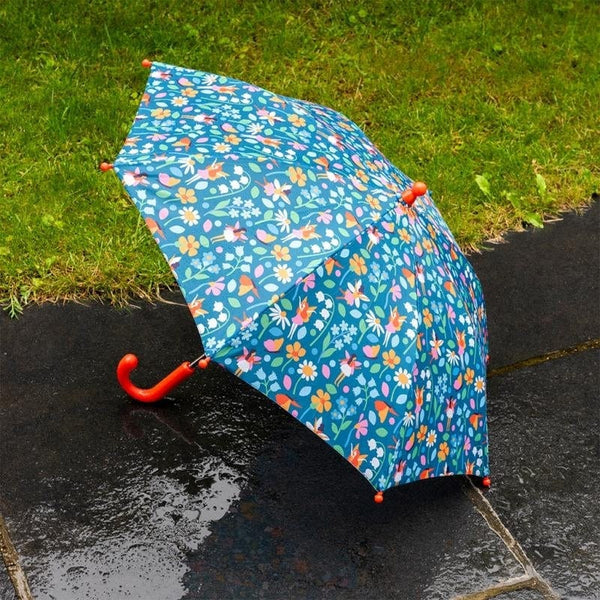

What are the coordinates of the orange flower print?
(288, 166, 307, 187)
(288, 113, 306, 127)
(422, 308, 434, 327)
(366, 194, 381, 210)
(382, 349, 400, 369)
(151, 107, 171, 119)
(271, 244, 291, 262)
(177, 235, 200, 257)
(465, 368, 475, 385)
(399, 229, 412, 243)
(286, 341, 306, 361)
(349, 253, 367, 275)
(416, 424, 428, 442)
(177, 187, 197, 204)
(311, 389, 332, 413)
(422, 238, 434, 253)
(437, 442, 450, 461)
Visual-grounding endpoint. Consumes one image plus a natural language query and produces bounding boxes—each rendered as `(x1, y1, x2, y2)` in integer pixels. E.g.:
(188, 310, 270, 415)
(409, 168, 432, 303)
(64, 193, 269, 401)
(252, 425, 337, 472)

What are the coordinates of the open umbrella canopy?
(109, 61, 490, 498)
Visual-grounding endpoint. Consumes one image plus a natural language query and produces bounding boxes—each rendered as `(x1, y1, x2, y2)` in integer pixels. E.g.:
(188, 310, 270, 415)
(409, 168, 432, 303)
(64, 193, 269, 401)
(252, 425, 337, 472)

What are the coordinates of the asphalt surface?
(1, 200, 598, 599)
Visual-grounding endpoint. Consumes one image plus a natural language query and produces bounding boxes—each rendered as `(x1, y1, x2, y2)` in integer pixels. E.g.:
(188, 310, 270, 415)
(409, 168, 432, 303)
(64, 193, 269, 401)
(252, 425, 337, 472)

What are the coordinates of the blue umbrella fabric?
(111, 61, 490, 497)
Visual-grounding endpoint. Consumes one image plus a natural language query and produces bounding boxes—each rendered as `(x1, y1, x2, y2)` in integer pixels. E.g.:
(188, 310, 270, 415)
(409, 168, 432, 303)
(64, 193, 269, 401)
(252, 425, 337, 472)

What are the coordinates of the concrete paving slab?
(0, 565, 15, 600)
(1, 303, 523, 599)
(486, 349, 600, 600)
(468, 200, 599, 369)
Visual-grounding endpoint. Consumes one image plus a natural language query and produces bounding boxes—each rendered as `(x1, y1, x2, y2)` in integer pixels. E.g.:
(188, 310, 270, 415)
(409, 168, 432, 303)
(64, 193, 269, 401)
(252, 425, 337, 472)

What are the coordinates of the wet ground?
(1, 200, 598, 599)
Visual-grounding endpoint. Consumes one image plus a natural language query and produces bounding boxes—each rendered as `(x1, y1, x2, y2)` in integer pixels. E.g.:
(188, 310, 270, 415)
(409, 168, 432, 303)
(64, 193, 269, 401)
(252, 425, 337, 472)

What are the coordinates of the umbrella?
(103, 60, 490, 501)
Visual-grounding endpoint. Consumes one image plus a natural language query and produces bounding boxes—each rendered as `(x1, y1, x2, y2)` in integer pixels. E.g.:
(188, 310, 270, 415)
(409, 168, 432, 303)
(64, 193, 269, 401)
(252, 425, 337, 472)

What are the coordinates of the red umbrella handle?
(117, 353, 208, 403)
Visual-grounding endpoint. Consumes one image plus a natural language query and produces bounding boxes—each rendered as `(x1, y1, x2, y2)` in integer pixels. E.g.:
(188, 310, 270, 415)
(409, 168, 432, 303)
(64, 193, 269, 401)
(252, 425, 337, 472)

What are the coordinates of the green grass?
(1, 0, 598, 315)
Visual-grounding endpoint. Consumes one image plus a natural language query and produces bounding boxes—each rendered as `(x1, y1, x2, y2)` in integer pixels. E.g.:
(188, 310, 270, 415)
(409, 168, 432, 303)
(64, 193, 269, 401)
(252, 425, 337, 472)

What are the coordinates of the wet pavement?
(1, 200, 599, 599)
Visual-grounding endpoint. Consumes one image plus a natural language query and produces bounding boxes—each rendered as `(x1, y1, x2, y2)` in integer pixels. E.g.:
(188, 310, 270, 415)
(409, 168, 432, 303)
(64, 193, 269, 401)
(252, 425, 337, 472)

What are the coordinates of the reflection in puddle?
(25, 406, 243, 600)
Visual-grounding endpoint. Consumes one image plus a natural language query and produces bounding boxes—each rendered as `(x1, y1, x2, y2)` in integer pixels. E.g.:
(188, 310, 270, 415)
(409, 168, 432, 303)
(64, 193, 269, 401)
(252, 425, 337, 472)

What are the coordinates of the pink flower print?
(447, 304, 456, 323)
(389, 280, 402, 302)
(354, 413, 368, 439)
(302, 273, 316, 292)
(206, 277, 225, 296)
(317, 210, 333, 224)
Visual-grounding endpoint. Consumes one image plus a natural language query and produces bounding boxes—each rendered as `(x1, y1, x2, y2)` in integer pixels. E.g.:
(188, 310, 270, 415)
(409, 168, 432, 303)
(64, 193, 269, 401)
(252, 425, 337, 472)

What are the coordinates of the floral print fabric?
(115, 62, 489, 491)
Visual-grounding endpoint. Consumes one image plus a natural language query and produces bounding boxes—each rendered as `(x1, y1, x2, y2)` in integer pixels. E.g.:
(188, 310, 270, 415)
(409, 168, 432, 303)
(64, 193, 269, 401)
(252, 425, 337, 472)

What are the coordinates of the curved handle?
(117, 354, 196, 403)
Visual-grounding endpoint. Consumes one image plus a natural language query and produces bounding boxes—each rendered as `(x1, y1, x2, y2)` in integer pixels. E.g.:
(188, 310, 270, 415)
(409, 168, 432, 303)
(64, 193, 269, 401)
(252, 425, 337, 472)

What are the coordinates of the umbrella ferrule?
(190, 354, 210, 369)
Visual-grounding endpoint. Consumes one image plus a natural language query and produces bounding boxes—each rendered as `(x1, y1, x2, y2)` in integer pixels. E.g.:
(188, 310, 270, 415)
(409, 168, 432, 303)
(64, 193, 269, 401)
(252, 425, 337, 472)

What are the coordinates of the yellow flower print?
(151, 107, 171, 119)
(286, 341, 306, 361)
(271, 244, 291, 262)
(349, 253, 367, 275)
(399, 229, 412, 243)
(181, 87, 198, 97)
(288, 114, 306, 127)
(177, 235, 200, 257)
(382, 349, 400, 369)
(224, 134, 241, 145)
(177, 188, 197, 204)
(422, 238, 434, 253)
(366, 194, 381, 210)
(288, 166, 307, 187)
(311, 389, 332, 413)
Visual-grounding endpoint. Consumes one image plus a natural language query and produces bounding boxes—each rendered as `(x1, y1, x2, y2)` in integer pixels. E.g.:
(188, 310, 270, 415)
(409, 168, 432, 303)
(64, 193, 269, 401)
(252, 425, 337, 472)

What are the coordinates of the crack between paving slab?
(0, 515, 33, 600)
(453, 574, 537, 599)
(462, 480, 559, 600)
(487, 337, 600, 378)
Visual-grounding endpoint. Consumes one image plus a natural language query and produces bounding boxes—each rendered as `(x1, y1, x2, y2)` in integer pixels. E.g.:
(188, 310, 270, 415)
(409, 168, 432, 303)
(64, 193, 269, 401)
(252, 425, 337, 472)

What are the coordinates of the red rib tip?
(374, 491, 384, 503)
(412, 181, 428, 197)
(141, 59, 152, 68)
(482, 476, 491, 488)
(99, 162, 114, 172)
(401, 189, 416, 206)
